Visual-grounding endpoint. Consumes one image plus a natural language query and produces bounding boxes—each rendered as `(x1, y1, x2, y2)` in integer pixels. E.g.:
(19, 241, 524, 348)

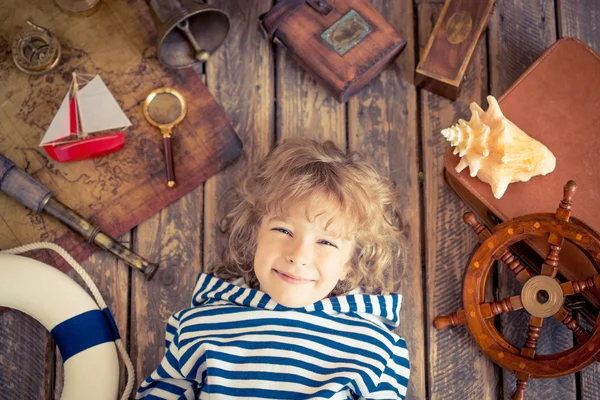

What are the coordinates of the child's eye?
(318, 240, 338, 248)
(273, 227, 292, 236)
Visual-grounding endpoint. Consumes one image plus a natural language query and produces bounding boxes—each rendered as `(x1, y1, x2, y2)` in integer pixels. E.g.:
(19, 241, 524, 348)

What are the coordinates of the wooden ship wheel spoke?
(434, 296, 524, 329)
(561, 274, 600, 297)
(434, 181, 600, 400)
(554, 307, 591, 346)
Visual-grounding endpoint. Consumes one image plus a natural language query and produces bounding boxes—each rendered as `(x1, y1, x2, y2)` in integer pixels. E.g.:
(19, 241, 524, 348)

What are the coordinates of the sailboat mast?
(72, 72, 88, 138)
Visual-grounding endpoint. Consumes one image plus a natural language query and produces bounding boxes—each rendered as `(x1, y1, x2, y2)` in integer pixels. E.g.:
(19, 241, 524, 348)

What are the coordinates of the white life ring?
(0, 254, 120, 400)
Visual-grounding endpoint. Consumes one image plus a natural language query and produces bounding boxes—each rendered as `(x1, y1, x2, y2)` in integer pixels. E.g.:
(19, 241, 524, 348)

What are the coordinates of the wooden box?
(416, 0, 494, 100)
(444, 39, 600, 322)
(260, 0, 406, 103)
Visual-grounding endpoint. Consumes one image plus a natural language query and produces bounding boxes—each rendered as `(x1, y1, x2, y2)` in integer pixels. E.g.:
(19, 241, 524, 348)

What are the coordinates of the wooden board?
(0, 0, 242, 271)
(131, 0, 276, 392)
(204, 0, 275, 277)
(348, 0, 425, 398)
(275, 5, 345, 145)
(488, 1, 576, 398)
(557, 2, 600, 397)
(418, 1, 500, 399)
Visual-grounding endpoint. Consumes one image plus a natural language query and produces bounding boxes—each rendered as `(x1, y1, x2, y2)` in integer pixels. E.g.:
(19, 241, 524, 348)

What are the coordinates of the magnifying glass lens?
(147, 93, 183, 125)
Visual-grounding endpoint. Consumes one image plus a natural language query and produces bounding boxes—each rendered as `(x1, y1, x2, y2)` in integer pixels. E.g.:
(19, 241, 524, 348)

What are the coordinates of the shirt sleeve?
(135, 314, 201, 400)
(362, 336, 411, 400)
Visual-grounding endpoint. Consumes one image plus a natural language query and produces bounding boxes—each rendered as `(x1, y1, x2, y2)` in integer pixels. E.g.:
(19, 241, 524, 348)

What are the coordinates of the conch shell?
(442, 96, 556, 199)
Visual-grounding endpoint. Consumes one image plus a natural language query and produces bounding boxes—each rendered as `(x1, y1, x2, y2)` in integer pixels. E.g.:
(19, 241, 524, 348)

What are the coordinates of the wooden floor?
(2, 0, 600, 399)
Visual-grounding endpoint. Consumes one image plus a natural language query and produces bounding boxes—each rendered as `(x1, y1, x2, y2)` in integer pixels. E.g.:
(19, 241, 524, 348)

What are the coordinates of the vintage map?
(0, 0, 242, 268)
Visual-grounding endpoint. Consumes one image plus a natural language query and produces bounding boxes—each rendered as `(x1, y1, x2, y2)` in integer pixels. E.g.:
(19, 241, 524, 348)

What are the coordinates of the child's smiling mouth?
(273, 269, 314, 284)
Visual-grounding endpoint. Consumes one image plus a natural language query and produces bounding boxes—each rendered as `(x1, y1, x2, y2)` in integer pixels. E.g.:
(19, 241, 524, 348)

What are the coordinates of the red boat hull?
(43, 133, 125, 162)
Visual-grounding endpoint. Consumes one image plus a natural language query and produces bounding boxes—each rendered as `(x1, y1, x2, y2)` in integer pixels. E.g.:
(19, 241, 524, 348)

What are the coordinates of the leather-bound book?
(444, 38, 600, 319)
(260, 0, 406, 103)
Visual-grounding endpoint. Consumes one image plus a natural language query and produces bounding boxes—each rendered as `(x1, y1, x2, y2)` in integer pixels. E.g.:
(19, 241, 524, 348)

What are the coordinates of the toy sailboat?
(40, 72, 132, 162)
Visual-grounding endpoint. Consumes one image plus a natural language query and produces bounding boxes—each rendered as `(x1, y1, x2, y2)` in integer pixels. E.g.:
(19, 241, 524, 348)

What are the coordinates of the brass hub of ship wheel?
(520, 275, 563, 318)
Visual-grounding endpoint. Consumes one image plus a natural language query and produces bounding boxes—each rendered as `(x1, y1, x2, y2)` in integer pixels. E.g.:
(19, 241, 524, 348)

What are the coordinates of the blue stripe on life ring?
(51, 309, 118, 362)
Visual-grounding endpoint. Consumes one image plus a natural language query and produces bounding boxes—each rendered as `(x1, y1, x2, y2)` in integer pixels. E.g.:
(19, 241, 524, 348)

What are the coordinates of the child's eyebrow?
(268, 215, 346, 239)
(318, 224, 344, 238)
(322, 231, 344, 240)
(268, 216, 289, 224)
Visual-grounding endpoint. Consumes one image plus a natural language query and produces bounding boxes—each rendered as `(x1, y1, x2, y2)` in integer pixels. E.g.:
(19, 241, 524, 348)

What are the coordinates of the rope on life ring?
(0, 242, 134, 400)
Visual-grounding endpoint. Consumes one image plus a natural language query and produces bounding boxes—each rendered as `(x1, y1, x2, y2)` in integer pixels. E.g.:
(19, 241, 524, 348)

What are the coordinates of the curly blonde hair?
(213, 138, 406, 296)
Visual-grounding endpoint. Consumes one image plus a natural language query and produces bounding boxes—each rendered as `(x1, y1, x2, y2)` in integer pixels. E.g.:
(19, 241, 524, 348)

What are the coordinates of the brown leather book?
(260, 0, 406, 103)
(444, 38, 600, 317)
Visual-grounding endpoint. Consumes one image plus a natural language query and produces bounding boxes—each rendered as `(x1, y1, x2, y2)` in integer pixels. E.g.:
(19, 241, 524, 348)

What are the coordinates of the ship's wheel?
(434, 181, 600, 400)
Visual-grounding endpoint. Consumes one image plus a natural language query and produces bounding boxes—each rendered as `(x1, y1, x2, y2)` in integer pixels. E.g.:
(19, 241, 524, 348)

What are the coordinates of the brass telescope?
(0, 154, 158, 280)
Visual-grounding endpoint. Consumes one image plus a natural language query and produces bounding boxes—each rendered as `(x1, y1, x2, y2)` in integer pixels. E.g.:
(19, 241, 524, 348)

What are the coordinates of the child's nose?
(286, 239, 312, 266)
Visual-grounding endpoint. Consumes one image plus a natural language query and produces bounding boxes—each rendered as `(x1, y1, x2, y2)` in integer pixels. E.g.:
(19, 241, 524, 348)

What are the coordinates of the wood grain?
(558, 0, 600, 53)
(204, 0, 275, 275)
(488, 1, 575, 398)
(488, 0, 557, 96)
(557, 2, 600, 398)
(348, 0, 425, 398)
(418, 1, 499, 398)
(275, 15, 345, 145)
(130, 188, 204, 389)
(0, 311, 53, 400)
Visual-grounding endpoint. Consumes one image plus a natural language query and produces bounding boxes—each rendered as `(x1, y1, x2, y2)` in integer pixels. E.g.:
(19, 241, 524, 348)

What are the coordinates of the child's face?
(253, 199, 354, 308)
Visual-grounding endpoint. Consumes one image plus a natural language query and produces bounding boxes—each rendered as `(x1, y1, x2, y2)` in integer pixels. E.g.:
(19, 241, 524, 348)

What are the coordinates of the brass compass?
(12, 21, 61, 75)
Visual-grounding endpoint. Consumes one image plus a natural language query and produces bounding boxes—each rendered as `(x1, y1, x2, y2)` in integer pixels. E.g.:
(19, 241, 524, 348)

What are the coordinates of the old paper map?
(0, 0, 241, 267)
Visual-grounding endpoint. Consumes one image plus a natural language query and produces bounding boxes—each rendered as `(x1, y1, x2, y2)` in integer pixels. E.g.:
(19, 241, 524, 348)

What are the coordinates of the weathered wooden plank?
(558, 0, 600, 53)
(418, 1, 499, 398)
(275, 15, 345, 145)
(347, 0, 424, 398)
(130, 189, 204, 388)
(557, 2, 600, 398)
(577, 314, 600, 400)
(488, 0, 557, 96)
(580, 362, 600, 400)
(204, 0, 275, 273)
(0, 310, 53, 400)
(54, 235, 130, 398)
(487, 1, 576, 399)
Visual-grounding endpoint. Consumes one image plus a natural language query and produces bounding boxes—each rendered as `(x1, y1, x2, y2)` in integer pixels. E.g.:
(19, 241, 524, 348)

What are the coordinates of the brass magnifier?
(142, 88, 187, 188)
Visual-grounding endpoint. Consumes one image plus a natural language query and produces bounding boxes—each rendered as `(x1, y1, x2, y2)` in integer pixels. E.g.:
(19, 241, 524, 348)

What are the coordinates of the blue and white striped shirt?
(136, 273, 410, 399)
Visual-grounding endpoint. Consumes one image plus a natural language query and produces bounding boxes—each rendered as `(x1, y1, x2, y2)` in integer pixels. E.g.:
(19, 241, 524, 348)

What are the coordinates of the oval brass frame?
(142, 87, 187, 132)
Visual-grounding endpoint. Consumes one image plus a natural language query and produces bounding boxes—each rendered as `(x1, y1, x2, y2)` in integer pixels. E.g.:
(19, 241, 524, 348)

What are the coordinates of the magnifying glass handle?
(163, 136, 176, 188)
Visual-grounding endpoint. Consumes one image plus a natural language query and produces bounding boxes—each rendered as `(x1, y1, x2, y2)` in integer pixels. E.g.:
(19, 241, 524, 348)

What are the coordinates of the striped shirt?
(136, 273, 410, 399)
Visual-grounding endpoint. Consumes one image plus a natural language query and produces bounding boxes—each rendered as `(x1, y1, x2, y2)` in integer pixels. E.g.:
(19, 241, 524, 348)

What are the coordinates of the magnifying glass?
(142, 87, 187, 188)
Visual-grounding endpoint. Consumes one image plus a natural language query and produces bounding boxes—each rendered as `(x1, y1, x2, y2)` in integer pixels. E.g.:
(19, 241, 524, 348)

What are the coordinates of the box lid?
(444, 38, 600, 233)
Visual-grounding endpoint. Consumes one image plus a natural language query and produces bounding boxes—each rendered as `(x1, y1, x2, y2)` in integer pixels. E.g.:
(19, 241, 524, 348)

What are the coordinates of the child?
(136, 138, 410, 399)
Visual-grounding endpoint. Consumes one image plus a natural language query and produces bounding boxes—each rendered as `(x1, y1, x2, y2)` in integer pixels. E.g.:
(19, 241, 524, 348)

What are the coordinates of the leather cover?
(261, 0, 406, 102)
(444, 38, 600, 313)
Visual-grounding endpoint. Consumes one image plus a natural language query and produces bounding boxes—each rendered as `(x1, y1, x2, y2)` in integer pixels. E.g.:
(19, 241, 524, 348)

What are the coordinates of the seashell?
(442, 96, 556, 199)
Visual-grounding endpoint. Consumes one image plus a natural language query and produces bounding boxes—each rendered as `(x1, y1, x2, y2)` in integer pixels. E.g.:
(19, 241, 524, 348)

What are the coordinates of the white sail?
(78, 75, 132, 134)
(40, 91, 72, 145)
